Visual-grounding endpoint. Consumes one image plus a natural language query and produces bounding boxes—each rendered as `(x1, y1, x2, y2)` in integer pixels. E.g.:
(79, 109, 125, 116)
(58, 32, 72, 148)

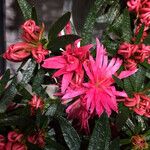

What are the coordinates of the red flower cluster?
(127, 0, 150, 41)
(118, 42, 150, 70)
(3, 20, 49, 63)
(0, 131, 26, 150)
(124, 93, 150, 117)
(0, 130, 45, 150)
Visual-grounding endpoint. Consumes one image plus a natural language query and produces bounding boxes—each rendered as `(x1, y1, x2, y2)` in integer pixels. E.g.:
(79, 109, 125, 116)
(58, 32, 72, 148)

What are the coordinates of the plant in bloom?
(124, 93, 150, 117)
(28, 95, 44, 114)
(3, 19, 49, 63)
(61, 38, 137, 131)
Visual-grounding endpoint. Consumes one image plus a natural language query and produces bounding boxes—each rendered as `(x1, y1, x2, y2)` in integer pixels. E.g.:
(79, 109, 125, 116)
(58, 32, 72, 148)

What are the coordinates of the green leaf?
(17, 0, 32, 20)
(123, 78, 134, 97)
(48, 12, 71, 40)
(133, 66, 146, 92)
(88, 113, 110, 150)
(0, 69, 10, 95)
(135, 24, 145, 44)
(113, 75, 124, 89)
(143, 33, 150, 45)
(31, 7, 38, 24)
(20, 59, 36, 85)
(81, 0, 107, 45)
(109, 138, 120, 150)
(47, 35, 80, 50)
(57, 116, 81, 150)
(0, 79, 17, 113)
(121, 9, 132, 42)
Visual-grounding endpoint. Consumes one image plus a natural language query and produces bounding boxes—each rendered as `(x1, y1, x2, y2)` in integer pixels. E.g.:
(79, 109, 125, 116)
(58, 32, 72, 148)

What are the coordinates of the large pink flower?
(42, 40, 93, 93)
(62, 39, 137, 126)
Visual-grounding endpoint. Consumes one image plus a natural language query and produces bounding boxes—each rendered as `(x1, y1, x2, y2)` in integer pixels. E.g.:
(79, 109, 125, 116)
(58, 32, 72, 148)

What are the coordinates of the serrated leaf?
(57, 116, 81, 150)
(135, 24, 145, 44)
(31, 7, 38, 24)
(113, 75, 124, 89)
(47, 35, 80, 50)
(48, 12, 71, 40)
(17, 0, 32, 20)
(121, 9, 132, 42)
(88, 113, 110, 150)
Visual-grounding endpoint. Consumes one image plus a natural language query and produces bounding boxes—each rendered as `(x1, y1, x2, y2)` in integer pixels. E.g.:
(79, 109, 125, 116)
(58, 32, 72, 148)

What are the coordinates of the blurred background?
(1, 0, 103, 75)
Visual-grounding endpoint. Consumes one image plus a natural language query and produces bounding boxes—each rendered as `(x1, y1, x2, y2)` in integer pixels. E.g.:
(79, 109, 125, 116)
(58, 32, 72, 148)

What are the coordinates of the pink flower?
(0, 135, 5, 150)
(7, 131, 23, 142)
(21, 19, 44, 43)
(62, 39, 136, 129)
(127, 0, 141, 12)
(42, 40, 93, 93)
(31, 44, 49, 63)
(28, 95, 44, 114)
(3, 42, 31, 62)
(27, 130, 45, 148)
(5, 142, 26, 150)
(124, 93, 150, 117)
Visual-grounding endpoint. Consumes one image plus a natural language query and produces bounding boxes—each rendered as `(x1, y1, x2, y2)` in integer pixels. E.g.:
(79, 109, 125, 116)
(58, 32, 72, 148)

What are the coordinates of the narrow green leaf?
(57, 116, 81, 150)
(88, 113, 110, 150)
(17, 0, 32, 20)
(135, 24, 145, 44)
(109, 138, 120, 150)
(31, 7, 38, 24)
(0, 79, 17, 113)
(121, 9, 132, 42)
(48, 12, 71, 40)
(47, 35, 80, 50)
(81, 0, 107, 45)
(21, 59, 36, 85)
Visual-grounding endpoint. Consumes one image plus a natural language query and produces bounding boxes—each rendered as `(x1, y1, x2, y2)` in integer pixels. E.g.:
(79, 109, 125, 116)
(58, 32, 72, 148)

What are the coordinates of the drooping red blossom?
(62, 38, 137, 131)
(124, 93, 150, 117)
(118, 42, 150, 70)
(27, 130, 45, 148)
(31, 44, 49, 63)
(0, 135, 5, 150)
(5, 142, 27, 150)
(3, 42, 31, 62)
(21, 19, 44, 43)
(7, 131, 23, 143)
(42, 39, 93, 93)
(28, 95, 44, 114)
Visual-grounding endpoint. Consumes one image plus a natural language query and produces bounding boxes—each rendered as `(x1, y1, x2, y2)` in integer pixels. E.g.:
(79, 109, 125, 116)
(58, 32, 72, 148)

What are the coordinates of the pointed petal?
(118, 69, 138, 79)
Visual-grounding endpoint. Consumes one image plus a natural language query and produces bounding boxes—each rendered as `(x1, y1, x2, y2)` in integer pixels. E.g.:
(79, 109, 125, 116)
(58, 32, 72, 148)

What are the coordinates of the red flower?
(42, 39, 93, 93)
(3, 42, 31, 62)
(27, 130, 45, 148)
(31, 44, 49, 63)
(127, 0, 141, 12)
(0, 135, 5, 150)
(28, 95, 44, 114)
(124, 93, 150, 117)
(5, 142, 26, 150)
(7, 131, 23, 143)
(21, 19, 44, 43)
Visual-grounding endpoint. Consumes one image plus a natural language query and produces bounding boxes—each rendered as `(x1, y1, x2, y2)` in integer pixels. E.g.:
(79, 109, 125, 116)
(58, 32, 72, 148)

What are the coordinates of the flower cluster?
(0, 130, 45, 150)
(42, 34, 136, 132)
(3, 20, 49, 63)
(124, 93, 150, 117)
(118, 42, 150, 70)
(127, 0, 150, 41)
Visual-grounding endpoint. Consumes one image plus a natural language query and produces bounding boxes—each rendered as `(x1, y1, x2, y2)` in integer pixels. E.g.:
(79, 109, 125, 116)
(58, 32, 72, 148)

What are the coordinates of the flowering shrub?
(0, 0, 150, 149)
